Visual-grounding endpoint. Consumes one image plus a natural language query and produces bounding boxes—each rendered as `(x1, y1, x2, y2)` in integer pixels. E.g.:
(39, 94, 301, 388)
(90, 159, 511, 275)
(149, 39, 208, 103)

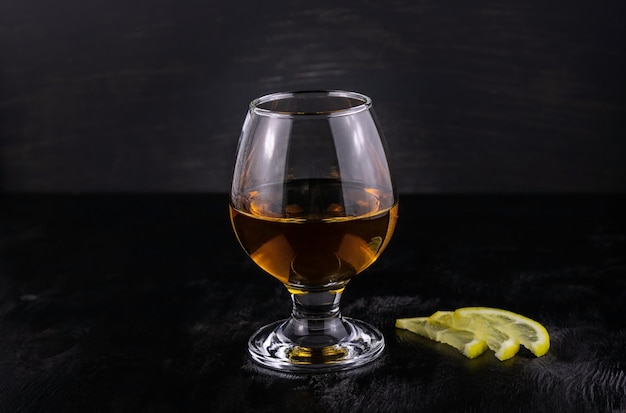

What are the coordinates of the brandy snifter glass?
(229, 90, 398, 372)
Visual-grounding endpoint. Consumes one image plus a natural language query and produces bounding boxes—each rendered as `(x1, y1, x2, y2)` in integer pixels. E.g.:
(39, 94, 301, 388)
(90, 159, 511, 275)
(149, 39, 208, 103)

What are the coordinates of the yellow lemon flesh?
(396, 307, 550, 361)
(453, 307, 550, 358)
(395, 312, 488, 359)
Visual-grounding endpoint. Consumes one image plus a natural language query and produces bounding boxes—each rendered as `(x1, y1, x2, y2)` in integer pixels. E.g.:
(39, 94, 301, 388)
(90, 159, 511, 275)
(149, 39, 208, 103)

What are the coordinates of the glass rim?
(249, 90, 372, 118)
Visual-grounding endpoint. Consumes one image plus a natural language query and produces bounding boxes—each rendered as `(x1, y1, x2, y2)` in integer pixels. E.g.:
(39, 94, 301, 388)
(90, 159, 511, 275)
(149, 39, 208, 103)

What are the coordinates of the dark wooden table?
(1, 194, 625, 412)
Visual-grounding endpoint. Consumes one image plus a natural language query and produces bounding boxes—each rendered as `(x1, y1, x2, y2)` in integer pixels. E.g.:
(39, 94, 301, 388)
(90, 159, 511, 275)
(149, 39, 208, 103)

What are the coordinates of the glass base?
(248, 317, 385, 373)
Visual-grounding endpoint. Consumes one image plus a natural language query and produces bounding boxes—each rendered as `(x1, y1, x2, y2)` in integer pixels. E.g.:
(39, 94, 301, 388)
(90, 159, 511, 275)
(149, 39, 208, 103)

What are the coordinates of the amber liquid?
(230, 179, 398, 289)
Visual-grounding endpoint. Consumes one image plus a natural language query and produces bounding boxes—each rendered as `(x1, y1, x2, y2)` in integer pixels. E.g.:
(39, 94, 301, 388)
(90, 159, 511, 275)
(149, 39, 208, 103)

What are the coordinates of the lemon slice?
(395, 312, 488, 359)
(396, 307, 550, 361)
(453, 307, 550, 357)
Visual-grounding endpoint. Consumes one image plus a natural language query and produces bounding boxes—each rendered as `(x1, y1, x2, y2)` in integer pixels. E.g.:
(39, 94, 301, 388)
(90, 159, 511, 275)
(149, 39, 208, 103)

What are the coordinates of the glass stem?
(282, 289, 350, 347)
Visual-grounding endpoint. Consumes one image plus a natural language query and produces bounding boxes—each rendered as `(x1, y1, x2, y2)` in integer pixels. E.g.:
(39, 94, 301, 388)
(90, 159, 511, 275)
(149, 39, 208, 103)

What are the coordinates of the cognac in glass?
(230, 90, 398, 372)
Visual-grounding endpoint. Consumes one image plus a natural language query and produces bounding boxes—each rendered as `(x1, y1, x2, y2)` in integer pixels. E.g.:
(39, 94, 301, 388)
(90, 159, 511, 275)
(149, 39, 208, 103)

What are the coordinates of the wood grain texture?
(1, 0, 625, 193)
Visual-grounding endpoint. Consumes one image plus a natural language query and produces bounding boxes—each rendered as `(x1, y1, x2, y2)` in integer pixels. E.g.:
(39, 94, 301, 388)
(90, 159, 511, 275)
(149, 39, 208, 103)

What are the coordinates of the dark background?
(2, 2, 626, 411)
(1, 0, 625, 193)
